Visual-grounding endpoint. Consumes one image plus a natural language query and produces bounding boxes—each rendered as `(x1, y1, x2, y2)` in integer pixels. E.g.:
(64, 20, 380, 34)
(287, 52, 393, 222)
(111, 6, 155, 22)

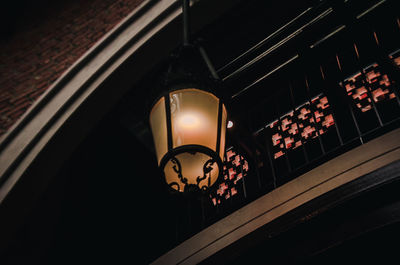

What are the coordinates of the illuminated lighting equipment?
(149, 0, 227, 193)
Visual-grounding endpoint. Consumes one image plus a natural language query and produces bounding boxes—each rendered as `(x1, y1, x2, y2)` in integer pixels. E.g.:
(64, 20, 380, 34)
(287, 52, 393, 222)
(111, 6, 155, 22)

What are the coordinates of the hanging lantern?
(150, 85, 227, 193)
(149, 0, 227, 193)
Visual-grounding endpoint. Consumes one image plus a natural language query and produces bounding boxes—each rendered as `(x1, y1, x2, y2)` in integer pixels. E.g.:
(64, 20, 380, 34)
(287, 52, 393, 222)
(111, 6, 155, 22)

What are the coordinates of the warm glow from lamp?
(149, 88, 227, 192)
(177, 112, 202, 129)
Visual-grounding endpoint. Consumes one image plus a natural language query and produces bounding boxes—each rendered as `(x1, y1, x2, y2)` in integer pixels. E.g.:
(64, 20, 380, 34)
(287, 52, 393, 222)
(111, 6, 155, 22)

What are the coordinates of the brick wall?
(0, 0, 145, 136)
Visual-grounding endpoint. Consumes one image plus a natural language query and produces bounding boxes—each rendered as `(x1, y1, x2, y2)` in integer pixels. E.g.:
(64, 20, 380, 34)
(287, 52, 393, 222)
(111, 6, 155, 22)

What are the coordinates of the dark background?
(1, 0, 399, 263)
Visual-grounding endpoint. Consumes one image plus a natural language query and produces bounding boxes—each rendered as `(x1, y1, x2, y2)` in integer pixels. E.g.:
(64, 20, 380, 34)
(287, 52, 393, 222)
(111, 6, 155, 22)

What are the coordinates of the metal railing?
(169, 0, 400, 248)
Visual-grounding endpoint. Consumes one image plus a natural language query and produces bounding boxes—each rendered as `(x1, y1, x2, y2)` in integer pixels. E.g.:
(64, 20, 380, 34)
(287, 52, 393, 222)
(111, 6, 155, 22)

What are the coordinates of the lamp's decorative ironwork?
(149, 0, 227, 193)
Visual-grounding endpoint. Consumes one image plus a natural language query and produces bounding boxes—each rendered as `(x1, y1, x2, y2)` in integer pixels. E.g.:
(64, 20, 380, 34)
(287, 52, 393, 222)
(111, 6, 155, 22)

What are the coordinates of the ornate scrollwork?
(171, 157, 187, 186)
(196, 158, 215, 189)
(169, 155, 216, 193)
(169, 182, 180, 191)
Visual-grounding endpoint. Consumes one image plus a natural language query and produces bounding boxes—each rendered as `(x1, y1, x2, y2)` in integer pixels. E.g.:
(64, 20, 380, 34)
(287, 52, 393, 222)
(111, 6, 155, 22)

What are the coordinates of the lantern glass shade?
(149, 87, 227, 192)
(149, 97, 168, 165)
(170, 89, 219, 152)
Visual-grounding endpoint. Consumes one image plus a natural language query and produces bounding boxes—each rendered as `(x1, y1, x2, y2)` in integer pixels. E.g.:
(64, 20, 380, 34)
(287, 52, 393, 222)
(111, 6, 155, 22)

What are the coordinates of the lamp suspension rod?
(182, 0, 190, 46)
(199, 45, 220, 80)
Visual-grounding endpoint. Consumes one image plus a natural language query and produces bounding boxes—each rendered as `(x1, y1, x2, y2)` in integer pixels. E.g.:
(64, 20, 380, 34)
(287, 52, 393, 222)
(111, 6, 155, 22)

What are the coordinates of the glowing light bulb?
(178, 112, 201, 129)
(227, 120, 233, 128)
(182, 115, 196, 125)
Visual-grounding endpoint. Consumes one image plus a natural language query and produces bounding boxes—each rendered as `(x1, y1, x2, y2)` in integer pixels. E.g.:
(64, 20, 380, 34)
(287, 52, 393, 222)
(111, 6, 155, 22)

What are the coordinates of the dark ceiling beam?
(203, 159, 400, 264)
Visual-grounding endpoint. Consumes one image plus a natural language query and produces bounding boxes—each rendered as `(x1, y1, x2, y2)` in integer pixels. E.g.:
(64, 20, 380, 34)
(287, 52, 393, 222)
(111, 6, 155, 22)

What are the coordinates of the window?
(267, 94, 335, 159)
(210, 147, 249, 206)
(341, 62, 397, 113)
